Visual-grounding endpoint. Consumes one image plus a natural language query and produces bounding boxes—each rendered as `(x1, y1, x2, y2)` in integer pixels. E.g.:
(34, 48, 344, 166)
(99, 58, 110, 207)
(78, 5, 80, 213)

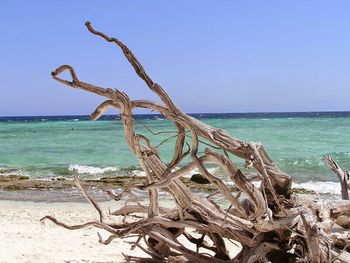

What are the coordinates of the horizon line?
(1, 110, 350, 118)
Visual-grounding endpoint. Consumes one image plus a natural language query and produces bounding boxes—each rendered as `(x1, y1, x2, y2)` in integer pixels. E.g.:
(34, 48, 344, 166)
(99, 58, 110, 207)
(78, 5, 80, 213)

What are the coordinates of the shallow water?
(0, 112, 349, 196)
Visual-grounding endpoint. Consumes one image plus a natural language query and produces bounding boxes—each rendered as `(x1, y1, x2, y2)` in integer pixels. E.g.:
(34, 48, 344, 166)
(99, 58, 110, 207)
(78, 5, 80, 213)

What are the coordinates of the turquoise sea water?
(0, 112, 349, 196)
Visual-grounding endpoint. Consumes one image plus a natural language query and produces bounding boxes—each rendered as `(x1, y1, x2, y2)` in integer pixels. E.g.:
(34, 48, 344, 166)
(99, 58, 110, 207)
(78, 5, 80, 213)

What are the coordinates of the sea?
(0, 112, 349, 199)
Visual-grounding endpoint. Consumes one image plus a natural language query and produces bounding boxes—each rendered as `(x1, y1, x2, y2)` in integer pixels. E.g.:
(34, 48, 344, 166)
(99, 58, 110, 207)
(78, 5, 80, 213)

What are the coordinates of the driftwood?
(325, 156, 349, 200)
(41, 22, 350, 262)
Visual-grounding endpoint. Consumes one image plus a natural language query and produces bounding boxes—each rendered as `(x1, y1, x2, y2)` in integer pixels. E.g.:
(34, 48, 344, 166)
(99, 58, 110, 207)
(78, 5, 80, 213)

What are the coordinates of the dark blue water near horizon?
(1, 111, 350, 122)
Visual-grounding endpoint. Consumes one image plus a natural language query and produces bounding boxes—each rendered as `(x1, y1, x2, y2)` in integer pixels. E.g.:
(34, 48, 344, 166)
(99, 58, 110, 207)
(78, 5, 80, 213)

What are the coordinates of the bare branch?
(74, 176, 104, 222)
(325, 155, 349, 200)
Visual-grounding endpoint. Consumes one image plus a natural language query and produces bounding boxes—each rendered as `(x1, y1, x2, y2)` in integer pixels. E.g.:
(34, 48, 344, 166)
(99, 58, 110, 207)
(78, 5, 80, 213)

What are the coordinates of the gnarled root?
(44, 22, 350, 262)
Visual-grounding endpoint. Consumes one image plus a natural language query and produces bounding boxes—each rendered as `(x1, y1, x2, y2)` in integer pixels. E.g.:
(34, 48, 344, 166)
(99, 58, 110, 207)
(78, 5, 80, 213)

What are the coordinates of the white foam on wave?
(0, 169, 26, 177)
(131, 170, 146, 177)
(292, 181, 341, 195)
(224, 180, 340, 195)
(288, 159, 326, 167)
(68, 164, 118, 175)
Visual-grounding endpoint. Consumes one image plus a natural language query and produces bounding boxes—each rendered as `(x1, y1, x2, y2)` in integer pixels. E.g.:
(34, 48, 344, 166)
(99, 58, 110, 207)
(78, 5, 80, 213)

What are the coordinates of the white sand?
(0, 200, 146, 263)
(0, 200, 241, 263)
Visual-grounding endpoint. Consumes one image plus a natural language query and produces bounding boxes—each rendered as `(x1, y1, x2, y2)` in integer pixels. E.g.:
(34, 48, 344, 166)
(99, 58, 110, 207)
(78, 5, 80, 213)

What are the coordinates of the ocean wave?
(0, 167, 25, 176)
(276, 158, 326, 168)
(68, 164, 118, 175)
(131, 170, 146, 177)
(292, 181, 341, 195)
(225, 180, 340, 195)
(289, 159, 325, 167)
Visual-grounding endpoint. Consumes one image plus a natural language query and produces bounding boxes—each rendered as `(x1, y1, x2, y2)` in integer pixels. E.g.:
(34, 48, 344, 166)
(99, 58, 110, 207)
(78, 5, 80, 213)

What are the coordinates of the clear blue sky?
(1, 1, 349, 116)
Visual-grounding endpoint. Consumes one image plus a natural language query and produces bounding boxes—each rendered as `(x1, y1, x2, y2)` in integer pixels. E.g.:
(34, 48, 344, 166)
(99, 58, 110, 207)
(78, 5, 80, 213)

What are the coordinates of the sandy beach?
(0, 200, 147, 263)
(0, 199, 242, 263)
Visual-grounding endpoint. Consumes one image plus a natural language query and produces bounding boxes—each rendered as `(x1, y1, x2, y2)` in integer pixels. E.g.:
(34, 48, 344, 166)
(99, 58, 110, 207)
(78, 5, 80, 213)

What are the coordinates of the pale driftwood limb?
(40, 215, 119, 234)
(44, 21, 350, 262)
(325, 156, 349, 200)
(110, 204, 171, 216)
(233, 242, 280, 263)
(300, 211, 322, 262)
(98, 233, 118, 245)
(73, 176, 104, 222)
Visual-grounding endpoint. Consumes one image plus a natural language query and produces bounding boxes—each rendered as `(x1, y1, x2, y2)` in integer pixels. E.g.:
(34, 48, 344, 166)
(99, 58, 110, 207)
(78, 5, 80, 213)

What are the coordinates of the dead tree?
(41, 22, 350, 262)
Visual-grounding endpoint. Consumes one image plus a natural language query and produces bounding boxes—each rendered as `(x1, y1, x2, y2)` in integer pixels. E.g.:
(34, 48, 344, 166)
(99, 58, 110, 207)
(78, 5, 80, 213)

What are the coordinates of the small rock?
(190, 174, 210, 184)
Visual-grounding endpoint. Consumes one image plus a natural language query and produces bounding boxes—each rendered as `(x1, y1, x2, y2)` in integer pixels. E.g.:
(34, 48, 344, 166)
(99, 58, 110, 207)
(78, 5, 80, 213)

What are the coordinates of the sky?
(0, 1, 349, 116)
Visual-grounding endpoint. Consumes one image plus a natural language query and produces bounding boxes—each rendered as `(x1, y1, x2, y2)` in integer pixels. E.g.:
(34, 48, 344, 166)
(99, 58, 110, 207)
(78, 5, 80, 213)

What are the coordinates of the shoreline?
(0, 174, 343, 203)
(0, 174, 229, 202)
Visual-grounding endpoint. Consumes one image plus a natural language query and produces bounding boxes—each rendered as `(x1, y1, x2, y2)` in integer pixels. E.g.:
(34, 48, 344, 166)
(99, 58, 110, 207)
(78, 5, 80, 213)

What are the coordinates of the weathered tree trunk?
(41, 22, 350, 262)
